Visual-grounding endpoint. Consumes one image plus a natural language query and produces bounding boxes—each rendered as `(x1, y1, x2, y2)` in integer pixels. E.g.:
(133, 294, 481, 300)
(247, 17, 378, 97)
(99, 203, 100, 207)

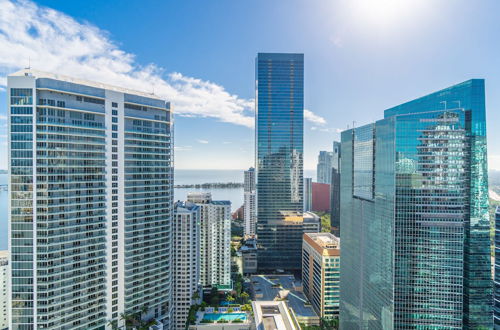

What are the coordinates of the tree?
(240, 291, 250, 303)
(226, 294, 235, 303)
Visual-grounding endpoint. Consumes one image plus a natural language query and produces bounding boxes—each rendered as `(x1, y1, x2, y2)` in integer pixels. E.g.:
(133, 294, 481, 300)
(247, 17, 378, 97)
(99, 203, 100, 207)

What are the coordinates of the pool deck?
(195, 310, 251, 326)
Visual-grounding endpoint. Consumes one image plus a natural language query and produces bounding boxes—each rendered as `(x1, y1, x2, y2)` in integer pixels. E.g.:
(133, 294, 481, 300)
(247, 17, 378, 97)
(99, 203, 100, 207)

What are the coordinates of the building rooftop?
(303, 233, 340, 256)
(252, 301, 300, 330)
(174, 201, 200, 213)
(250, 275, 317, 320)
(10, 68, 166, 100)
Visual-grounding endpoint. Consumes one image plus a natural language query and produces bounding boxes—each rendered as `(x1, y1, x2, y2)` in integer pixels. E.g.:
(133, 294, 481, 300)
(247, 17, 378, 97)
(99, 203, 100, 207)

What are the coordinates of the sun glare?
(348, 0, 427, 28)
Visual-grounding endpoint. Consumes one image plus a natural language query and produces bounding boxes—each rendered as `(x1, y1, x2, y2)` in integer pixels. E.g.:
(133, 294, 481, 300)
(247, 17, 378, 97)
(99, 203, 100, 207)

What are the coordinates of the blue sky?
(1, 0, 500, 170)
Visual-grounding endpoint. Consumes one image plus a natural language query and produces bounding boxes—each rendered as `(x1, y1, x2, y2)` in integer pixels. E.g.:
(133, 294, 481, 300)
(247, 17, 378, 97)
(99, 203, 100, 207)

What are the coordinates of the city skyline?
(2, 0, 500, 170)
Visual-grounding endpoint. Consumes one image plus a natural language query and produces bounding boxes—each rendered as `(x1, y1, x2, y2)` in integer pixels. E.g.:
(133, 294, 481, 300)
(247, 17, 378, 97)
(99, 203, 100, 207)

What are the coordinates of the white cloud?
(174, 146, 192, 151)
(0, 115, 7, 121)
(0, 0, 327, 129)
(0, 0, 255, 127)
(196, 139, 209, 144)
(304, 109, 327, 125)
(310, 126, 342, 134)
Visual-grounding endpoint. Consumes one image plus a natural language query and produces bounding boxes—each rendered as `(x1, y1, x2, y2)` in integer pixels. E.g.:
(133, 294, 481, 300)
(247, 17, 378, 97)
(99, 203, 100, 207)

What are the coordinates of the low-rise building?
(252, 301, 300, 330)
(302, 233, 340, 319)
(240, 239, 258, 275)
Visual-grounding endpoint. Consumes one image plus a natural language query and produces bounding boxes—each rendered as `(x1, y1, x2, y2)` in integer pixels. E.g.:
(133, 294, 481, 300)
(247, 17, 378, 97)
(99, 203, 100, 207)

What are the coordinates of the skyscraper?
(495, 206, 500, 328)
(8, 70, 173, 329)
(339, 80, 491, 329)
(255, 53, 304, 271)
(187, 192, 231, 288)
(0, 251, 7, 330)
(330, 141, 341, 236)
(244, 167, 257, 236)
(304, 177, 312, 212)
(316, 151, 333, 184)
(173, 201, 200, 329)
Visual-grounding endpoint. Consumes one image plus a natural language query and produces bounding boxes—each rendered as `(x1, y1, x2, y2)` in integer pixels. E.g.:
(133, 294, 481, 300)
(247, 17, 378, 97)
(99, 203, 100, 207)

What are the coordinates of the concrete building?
(251, 275, 319, 326)
(303, 177, 312, 212)
(187, 193, 231, 288)
(173, 202, 201, 329)
(303, 212, 321, 233)
(8, 70, 173, 329)
(0, 251, 7, 330)
(252, 301, 300, 330)
(240, 238, 258, 275)
(244, 168, 257, 237)
(302, 233, 340, 319)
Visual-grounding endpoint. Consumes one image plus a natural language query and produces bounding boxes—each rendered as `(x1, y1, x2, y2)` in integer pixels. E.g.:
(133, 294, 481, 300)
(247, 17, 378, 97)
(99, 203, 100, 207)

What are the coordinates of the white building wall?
(0, 252, 8, 330)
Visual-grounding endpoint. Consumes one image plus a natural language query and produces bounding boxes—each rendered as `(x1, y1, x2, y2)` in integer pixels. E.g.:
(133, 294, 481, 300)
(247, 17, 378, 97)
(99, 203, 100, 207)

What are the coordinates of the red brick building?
(312, 182, 331, 212)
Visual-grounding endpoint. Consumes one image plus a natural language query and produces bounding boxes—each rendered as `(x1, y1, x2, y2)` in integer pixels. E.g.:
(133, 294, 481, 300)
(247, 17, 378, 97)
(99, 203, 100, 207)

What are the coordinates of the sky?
(1, 0, 500, 170)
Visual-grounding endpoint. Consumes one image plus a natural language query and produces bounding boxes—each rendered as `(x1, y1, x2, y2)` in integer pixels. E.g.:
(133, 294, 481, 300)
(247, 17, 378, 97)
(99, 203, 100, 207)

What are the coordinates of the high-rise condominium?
(244, 167, 256, 236)
(8, 70, 173, 329)
(0, 251, 7, 330)
(495, 206, 500, 328)
(330, 141, 341, 236)
(187, 192, 231, 288)
(255, 53, 304, 271)
(340, 80, 491, 329)
(316, 151, 333, 184)
(173, 202, 200, 329)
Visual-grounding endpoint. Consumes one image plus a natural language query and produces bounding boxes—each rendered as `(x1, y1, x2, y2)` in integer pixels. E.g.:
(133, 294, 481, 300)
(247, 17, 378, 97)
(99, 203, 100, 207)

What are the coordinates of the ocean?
(0, 169, 317, 250)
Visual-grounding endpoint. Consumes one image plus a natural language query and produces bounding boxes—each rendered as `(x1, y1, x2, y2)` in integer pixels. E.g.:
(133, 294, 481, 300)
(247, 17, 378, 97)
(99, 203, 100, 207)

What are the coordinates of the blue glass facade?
(255, 53, 304, 271)
(340, 80, 491, 329)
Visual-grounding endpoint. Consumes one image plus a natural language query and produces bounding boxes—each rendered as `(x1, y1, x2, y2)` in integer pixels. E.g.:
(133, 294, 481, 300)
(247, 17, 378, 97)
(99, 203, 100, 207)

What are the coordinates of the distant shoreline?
(174, 182, 243, 189)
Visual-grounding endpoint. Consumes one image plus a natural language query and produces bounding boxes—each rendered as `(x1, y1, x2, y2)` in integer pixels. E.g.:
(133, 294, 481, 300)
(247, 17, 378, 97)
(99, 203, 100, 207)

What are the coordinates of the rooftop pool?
(203, 313, 247, 322)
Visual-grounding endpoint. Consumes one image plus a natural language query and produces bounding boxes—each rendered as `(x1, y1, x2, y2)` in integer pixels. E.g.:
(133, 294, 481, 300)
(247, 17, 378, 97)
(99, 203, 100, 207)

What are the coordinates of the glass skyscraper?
(255, 53, 304, 271)
(340, 80, 491, 329)
(8, 70, 173, 329)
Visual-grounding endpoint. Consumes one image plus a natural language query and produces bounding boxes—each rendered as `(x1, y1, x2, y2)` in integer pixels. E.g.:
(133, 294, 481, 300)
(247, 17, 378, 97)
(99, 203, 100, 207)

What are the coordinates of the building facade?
(340, 80, 491, 329)
(304, 177, 312, 212)
(187, 193, 231, 288)
(255, 53, 304, 271)
(316, 151, 333, 185)
(302, 233, 340, 319)
(244, 167, 257, 236)
(8, 70, 173, 329)
(173, 202, 201, 329)
(0, 251, 7, 330)
(311, 182, 331, 213)
(495, 206, 500, 329)
(330, 141, 341, 236)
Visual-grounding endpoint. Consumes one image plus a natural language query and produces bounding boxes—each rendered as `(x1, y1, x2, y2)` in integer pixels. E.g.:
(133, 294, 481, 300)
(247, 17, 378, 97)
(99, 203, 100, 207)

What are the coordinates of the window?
(112, 110, 118, 116)
(11, 107, 32, 115)
(112, 102, 118, 108)
(11, 88, 33, 105)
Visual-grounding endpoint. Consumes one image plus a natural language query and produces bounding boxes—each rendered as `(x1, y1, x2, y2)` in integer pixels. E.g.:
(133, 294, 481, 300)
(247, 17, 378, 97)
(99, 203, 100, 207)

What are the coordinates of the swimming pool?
(202, 313, 247, 322)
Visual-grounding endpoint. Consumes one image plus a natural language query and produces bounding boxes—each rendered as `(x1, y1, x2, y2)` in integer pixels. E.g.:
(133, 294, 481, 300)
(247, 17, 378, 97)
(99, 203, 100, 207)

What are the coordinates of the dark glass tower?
(255, 53, 304, 271)
(340, 80, 491, 329)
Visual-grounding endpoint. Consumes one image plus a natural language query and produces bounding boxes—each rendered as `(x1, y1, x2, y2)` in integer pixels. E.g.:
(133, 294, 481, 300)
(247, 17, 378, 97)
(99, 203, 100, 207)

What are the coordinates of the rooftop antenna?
(25, 57, 31, 70)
